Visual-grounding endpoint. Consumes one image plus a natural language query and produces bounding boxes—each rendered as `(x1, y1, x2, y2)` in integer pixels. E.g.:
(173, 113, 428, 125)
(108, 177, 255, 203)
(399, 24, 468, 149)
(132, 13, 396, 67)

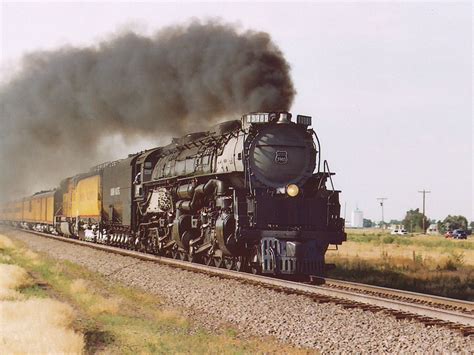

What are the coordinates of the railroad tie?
(460, 327, 474, 337)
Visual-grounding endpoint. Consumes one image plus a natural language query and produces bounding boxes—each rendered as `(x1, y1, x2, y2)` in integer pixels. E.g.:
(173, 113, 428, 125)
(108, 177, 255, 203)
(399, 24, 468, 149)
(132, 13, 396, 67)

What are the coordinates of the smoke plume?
(0, 20, 295, 199)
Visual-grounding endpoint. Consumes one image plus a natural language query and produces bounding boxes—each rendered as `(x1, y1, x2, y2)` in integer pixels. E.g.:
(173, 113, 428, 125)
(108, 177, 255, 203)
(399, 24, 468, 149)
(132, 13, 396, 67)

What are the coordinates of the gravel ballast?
(6, 230, 473, 352)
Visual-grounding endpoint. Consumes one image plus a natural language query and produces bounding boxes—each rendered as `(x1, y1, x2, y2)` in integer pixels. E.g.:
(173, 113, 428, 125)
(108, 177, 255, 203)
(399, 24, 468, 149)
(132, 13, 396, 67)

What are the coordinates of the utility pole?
(377, 197, 388, 228)
(418, 189, 431, 234)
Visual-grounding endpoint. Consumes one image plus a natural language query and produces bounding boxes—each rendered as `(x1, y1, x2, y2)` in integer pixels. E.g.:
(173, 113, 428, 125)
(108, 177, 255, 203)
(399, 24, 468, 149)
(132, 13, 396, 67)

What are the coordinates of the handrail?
(317, 160, 336, 193)
(311, 129, 321, 173)
(324, 160, 335, 193)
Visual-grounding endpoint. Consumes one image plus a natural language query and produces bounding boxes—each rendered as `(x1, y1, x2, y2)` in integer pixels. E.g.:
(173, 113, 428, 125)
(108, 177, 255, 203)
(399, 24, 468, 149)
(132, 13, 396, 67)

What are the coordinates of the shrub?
(382, 236, 395, 244)
(412, 251, 424, 266)
(395, 238, 412, 246)
(441, 252, 465, 271)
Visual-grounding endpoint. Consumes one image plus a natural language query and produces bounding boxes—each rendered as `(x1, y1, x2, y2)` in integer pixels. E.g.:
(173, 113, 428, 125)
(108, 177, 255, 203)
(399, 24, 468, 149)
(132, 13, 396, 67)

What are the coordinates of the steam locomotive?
(0, 112, 346, 276)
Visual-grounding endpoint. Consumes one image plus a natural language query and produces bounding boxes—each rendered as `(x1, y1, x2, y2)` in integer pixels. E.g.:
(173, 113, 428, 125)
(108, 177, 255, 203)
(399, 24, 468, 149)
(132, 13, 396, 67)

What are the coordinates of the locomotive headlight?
(286, 184, 299, 197)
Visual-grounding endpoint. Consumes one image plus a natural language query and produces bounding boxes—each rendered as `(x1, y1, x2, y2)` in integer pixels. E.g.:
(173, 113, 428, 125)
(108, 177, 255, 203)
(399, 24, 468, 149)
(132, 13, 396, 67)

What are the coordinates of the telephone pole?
(418, 189, 431, 234)
(377, 197, 388, 228)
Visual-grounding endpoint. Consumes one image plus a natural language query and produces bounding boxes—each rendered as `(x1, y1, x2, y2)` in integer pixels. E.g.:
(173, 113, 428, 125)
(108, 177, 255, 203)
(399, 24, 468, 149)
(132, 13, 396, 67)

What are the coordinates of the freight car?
(0, 112, 346, 277)
(0, 191, 56, 232)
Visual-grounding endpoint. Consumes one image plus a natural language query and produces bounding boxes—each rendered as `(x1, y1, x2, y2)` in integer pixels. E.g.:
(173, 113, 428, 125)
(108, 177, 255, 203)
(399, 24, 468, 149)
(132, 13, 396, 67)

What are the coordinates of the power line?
(418, 189, 431, 234)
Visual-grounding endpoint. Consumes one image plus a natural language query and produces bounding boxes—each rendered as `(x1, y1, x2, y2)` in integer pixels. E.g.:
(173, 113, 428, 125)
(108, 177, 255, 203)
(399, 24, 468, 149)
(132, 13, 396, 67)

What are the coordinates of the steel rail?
(321, 277, 474, 313)
(8, 228, 474, 330)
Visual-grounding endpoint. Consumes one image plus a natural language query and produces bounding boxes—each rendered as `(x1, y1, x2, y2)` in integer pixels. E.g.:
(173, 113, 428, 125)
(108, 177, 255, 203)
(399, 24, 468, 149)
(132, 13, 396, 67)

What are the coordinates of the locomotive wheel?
(234, 257, 243, 272)
(187, 246, 198, 263)
(178, 251, 187, 261)
(251, 264, 261, 275)
(203, 255, 213, 266)
(250, 263, 261, 275)
(250, 247, 262, 275)
(213, 256, 223, 268)
(188, 253, 199, 263)
(224, 257, 234, 270)
(171, 249, 179, 259)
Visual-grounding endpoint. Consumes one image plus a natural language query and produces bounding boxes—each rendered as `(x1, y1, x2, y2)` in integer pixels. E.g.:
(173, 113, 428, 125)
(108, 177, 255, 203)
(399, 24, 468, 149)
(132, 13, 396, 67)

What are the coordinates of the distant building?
(351, 208, 364, 228)
(390, 224, 405, 231)
(427, 223, 439, 235)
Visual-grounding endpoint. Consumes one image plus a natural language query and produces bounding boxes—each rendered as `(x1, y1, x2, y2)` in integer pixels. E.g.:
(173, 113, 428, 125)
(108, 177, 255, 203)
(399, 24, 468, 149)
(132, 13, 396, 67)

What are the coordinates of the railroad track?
(320, 278, 474, 316)
(8, 228, 474, 336)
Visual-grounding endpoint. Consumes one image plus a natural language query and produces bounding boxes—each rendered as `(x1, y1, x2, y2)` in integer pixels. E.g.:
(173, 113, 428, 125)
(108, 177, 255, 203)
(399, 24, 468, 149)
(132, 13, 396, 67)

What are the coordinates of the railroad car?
(0, 193, 54, 231)
(0, 112, 346, 278)
(55, 173, 101, 238)
(21, 191, 55, 232)
(0, 200, 21, 225)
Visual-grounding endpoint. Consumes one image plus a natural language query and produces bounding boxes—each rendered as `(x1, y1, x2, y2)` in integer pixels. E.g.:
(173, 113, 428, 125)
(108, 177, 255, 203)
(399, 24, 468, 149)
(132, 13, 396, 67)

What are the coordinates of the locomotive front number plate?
(275, 151, 288, 164)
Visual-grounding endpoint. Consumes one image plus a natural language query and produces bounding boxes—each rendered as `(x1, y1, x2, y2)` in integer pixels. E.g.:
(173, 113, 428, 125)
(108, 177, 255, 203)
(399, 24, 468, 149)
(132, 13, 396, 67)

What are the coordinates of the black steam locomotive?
(2, 112, 346, 277)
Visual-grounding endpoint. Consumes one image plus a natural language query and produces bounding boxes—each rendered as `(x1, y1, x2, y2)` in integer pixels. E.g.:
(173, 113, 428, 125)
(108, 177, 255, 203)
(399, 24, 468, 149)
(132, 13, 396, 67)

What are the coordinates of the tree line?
(363, 209, 473, 234)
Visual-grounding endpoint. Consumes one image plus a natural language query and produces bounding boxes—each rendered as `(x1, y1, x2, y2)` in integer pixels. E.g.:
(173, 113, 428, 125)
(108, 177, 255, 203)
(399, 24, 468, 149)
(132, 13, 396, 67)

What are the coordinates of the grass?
(0, 241, 84, 353)
(0, 263, 31, 299)
(347, 231, 474, 252)
(1, 298, 85, 353)
(0, 232, 309, 354)
(327, 229, 474, 300)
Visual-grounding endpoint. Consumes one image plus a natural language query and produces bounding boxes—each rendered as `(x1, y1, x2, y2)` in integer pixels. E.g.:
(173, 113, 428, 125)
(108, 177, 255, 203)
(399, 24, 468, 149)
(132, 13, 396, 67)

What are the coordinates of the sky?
(1, 1, 472, 222)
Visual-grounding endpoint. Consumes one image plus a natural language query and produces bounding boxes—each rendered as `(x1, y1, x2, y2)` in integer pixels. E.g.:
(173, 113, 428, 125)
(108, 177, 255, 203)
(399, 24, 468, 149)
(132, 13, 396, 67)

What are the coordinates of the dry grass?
(0, 234, 15, 249)
(0, 233, 84, 354)
(327, 231, 474, 300)
(330, 240, 473, 268)
(0, 233, 41, 265)
(0, 263, 31, 300)
(70, 278, 122, 315)
(70, 278, 89, 293)
(0, 254, 12, 262)
(22, 249, 40, 263)
(0, 298, 85, 354)
(155, 307, 188, 327)
(89, 296, 122, 316)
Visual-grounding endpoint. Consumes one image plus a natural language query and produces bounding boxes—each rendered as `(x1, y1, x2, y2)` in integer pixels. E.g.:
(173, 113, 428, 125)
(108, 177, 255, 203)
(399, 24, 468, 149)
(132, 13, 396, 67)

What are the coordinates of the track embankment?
(4, 228, 473, 353)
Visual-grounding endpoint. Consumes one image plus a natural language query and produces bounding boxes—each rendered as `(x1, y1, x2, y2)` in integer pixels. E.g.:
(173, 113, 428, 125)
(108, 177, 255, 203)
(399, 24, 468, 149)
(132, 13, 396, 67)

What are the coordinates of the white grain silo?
(351, 208, 364, 228)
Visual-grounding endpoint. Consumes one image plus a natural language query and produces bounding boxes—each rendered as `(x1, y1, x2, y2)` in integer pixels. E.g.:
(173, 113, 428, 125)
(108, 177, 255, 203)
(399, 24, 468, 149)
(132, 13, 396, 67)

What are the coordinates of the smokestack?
(0, 20, 295, 200)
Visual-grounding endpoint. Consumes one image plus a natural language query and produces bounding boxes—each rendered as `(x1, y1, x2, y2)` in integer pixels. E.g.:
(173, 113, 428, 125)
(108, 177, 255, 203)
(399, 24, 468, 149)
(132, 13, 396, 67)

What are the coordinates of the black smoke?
(0, 20, 295, 199)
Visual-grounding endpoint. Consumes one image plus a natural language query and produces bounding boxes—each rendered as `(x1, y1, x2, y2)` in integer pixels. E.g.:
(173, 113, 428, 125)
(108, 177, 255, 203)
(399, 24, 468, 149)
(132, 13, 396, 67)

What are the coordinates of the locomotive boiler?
(1, 111, 346, 277)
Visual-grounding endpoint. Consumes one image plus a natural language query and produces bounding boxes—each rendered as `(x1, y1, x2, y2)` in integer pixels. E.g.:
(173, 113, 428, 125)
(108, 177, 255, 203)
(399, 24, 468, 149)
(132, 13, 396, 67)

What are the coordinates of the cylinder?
(176, 183, 195, 199)
(176, 200, 192, 212)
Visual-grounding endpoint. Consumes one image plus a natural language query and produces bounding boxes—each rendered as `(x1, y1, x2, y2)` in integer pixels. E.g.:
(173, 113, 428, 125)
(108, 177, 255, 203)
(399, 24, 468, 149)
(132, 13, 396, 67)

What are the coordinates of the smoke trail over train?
(0, 20, 295, 199)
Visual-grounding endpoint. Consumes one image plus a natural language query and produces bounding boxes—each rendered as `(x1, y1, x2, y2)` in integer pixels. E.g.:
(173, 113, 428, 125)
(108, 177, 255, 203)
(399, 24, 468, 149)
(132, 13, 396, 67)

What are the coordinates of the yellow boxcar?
(33, 197, 42, 222)
(46, 194, 54, 223)
(62, 178, 74, 218)
(5, 201, 13, 222)
(23, 196, 34, 222)
(1, 200, 23, 223)
(23, 191, 55, 224)
(36, 191, 54, 224)
(72, 174, 101, 219)
(13, 200, 23, 222)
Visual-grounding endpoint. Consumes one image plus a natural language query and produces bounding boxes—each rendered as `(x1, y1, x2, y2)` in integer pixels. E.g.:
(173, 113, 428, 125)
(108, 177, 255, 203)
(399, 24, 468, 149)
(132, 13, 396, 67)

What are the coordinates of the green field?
(326, 229, 474, 300)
